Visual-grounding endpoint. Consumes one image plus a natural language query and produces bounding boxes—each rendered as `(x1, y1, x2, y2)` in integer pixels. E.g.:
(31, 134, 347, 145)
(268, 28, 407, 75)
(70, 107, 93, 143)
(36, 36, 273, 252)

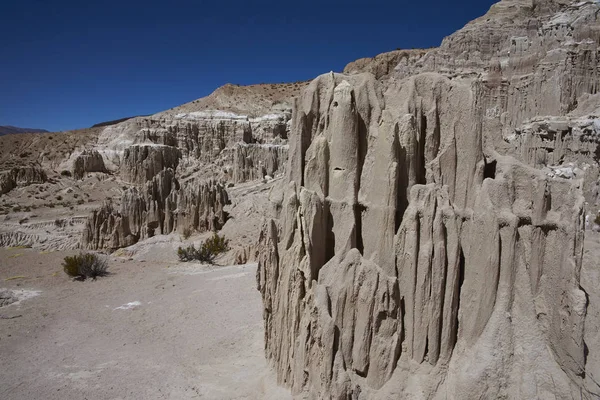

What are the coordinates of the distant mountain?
(0, 126, 49, 136)
(92, 116, 147, 128)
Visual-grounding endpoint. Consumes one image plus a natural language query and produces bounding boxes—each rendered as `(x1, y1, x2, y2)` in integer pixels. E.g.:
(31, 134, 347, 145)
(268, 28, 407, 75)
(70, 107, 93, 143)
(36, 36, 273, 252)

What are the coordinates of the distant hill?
(92, 116, 147, 128)
(0, 126, 49, 136)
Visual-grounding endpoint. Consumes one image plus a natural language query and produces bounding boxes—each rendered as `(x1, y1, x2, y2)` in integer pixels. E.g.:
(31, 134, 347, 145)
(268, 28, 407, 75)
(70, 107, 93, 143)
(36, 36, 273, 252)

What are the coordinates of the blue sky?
(0, 0, 497, 132)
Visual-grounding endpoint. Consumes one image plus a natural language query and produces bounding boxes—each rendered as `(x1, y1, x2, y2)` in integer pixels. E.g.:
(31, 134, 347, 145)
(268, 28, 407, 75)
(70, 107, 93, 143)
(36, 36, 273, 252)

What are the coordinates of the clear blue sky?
(0, 0, 497, 132)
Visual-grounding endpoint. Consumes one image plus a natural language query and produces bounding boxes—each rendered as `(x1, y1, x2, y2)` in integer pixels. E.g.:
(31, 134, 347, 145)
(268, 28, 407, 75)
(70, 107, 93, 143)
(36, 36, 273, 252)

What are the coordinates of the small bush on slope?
(177, 233, 229, 264)
(63, 253, 108, 280)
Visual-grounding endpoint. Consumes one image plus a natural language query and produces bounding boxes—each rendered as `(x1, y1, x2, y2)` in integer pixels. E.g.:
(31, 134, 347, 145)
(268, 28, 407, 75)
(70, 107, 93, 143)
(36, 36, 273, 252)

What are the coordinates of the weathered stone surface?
(72, 150, 106, 179)
(257, 6, 599, 392)
(82, 169, 229, 251)
(344, 49, 429, 80)
(232, 143, 288, 183)
(0, 166, 47, 195)
(120, 144, 181, 184)
(97, 109, 291, 177)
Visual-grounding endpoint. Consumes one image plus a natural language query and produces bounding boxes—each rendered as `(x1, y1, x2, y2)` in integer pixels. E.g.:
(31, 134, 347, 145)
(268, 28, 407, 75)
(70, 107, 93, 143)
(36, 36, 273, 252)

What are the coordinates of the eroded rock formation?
(82, 169, 229, 251)
(256, 2, 600, 397)
(0, 165, 47, 195)
(232, 143, 288, 183)
(72, 150, 107, 179)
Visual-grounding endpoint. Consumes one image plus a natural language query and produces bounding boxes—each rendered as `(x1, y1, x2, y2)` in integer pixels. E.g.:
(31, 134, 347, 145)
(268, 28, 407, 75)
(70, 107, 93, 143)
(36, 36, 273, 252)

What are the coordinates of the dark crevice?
(432, 106, 441, 160)
(437, 224, 449, 362)
(397, 146, 409, 231)
(417, 113, 427, 185)
(411, 215, 421, 358)
(326, 204, 336, 263)
(393, 285, 403, 369)
(484, 159, 497, 180)
(299, 111, 316, 187)
(356, 113, 368, 192)
(399, 296, 406, 349)
(581, 287, 590, 378)
(451, 245, 466, 352)
(393, 123, 405, 233)
(355, 203, 366, 255)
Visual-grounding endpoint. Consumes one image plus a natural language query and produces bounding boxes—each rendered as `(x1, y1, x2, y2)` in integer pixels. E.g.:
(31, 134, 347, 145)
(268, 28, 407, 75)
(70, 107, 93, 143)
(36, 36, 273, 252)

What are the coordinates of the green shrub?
(177, 233, 229, 264)
(62, 253, 108, 280)
(595, 213, 600, 226)
(203, 232, 229, 255)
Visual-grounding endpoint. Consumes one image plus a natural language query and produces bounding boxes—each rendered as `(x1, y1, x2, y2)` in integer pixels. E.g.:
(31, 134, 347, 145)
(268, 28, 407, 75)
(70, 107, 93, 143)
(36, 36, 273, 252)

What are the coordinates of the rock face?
(120, 144, 181, 184)
(77, 92, 296, 250)
(343, 49, 429, 80)
(0, 166, 47, 195)
(256, 1, 600, 398)
(82, 169, 229, 251)
(411, 0, 600, 138)
(232, 143, 288, 183)
(72, 150, 106, 179)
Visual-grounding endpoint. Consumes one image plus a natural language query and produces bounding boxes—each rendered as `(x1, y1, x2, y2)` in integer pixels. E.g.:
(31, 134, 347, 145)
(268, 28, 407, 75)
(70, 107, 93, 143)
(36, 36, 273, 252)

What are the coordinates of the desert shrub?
(177, 245, 207, 262)
(62, 253, 108, 280)
(60, 170, 72, 177)
(56, 195, 63, 201)
(177, 233, 229, 264)
(203, 232, 229, 255)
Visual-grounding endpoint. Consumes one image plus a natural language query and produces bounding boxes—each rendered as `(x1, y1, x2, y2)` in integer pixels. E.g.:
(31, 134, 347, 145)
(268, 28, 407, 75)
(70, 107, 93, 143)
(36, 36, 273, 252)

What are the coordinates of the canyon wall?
(257, 1, 600, 398)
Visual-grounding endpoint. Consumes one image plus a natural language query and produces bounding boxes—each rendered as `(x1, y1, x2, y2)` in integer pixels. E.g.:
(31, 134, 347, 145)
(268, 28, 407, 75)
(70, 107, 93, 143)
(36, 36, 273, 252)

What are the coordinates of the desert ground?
(0, 242, 291, 400)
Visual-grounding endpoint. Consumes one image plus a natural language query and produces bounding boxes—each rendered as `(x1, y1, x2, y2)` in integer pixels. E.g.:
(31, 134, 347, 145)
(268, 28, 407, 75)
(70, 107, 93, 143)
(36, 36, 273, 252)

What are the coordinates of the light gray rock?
(257, 11, 598, 393)
(72, 150, 106, 179)
(120, 144, 181, 184)
(82, 169, 229, 251)
(0, 166, 47, 196)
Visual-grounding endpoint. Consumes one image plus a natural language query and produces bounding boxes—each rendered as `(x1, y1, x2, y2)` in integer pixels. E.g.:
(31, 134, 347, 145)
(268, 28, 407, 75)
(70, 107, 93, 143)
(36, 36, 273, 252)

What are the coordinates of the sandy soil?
(0, 247, 291, 400)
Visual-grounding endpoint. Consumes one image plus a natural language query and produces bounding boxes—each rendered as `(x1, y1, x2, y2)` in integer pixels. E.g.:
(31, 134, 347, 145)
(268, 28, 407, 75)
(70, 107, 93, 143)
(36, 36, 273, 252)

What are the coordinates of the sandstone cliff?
(82, 170, 229, 251)
(256, 1, 600, 398)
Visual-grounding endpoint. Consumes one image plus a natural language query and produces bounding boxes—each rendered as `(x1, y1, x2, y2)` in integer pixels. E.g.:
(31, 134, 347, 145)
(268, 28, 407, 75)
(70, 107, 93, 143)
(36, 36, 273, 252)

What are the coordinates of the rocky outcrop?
(506, 116, 600, 168)
(120, 144, 181, 184)
(0, 217, 86, 250)
(406, 0, 600, 142)
(82, 169, 229, 251)
(257, 48, 596, 398)
(0, 166, 47, 195)
(98, 110, 291, 172)
(72, 150, 107, 179)
(232, 143, 288, 183)
(343, 49, 429, 80)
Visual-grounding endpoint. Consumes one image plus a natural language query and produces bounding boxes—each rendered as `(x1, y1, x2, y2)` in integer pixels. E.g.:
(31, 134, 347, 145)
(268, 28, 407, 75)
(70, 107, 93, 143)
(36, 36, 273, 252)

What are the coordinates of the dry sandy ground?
(0, 247, 291, 400)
